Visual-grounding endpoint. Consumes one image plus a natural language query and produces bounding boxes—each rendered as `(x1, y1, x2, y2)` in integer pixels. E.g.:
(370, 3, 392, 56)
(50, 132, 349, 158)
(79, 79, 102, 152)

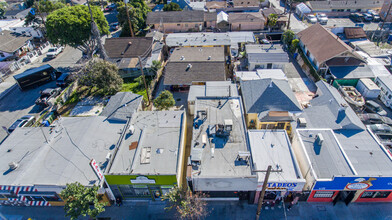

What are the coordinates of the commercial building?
(188, 97, 257, 202)
(245, 44, 289, 71)
(248, 130, 305, 204)
(105, 111, 186, 201)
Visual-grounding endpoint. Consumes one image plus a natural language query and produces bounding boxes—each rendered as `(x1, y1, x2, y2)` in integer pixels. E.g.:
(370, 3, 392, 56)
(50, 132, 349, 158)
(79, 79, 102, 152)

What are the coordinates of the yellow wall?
(246, 113, 292, 136)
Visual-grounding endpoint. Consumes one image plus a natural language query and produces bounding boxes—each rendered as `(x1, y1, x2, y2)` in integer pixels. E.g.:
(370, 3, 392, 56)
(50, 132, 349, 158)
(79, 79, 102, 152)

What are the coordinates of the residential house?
(0, 116, 126, 206)
(104, 37, 164, 78)
(100, 92, 143, 123)
(245, 44, 289, 71)
(240, 78, 302, 135)
(249, 130, 305, 204)
(297, 24, 365, 78)
(232, 0, 260, 8)
(307, 0, 383, 17)
(187, 81, 239, 114)
(0, 30, 33, 61)
(146, 11, 217, 33)
(188, 97, 257, 201)
(228, 12, 265, 31)
(4, 8, 30, 19)
(167, 0, 206, 10)
(163, 47, 227, 89)
(375, 76, 392, 109)
(292, 81, 392, 203)
(262, 8, 287, 31)
(206, 1, 227, 12)
(105, 111, 186, 201)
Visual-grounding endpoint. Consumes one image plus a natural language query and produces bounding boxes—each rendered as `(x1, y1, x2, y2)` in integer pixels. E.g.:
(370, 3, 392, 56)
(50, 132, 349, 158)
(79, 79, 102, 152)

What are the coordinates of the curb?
(0, 83, 17, 101)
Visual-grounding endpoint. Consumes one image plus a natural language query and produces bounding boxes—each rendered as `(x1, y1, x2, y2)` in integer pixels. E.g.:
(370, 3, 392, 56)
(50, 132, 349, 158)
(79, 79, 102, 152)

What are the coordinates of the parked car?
(46, 46, 64, 58)
(363, 13, 373, 22)
(367, 9, 378, 17)
(364, 100, 387, 116)
(104, 4, 116, 12)
(7, 115, 36, 133)
(369, 124, 392, 134)
(382, 116, 392, 126)
(307, 14, 317, 24)
(358, 113, 384, 124)
(35, 88, 61, 107)
(56, 72, 71, 87)
(349, 13, 364, 22)
(316, 13, 328, 24)
(109, 22, 119, 31)
(373, 15, 381, 22)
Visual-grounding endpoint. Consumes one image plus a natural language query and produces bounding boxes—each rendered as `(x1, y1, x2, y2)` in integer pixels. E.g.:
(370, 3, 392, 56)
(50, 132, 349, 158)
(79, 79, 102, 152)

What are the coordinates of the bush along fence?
(297, 49, 323, 82)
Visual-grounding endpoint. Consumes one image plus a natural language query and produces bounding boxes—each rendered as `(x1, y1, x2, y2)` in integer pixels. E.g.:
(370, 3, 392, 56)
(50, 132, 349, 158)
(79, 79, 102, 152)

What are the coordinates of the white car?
(316, 13, 328, 24)
(47, 46, 64, 58)
(307, 14, 317, 24)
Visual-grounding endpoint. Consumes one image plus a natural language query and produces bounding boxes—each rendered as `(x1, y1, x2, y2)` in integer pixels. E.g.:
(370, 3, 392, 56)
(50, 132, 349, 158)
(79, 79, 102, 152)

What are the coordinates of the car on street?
(110, 22, 119, 31)
(7, 115, 36, 133)
(306, 14, 317, 24)
(373, 15, 380, 22)
(35, 88, 61, 107)
(363, 13, 373, 22)
(104, 4, 116, 12)
(56, 72, 71, 87)
(316, 13, 328, 24)
(349, 13, 364, 22)
(46, 46, 64, 59)
(364, 100, 387, 116)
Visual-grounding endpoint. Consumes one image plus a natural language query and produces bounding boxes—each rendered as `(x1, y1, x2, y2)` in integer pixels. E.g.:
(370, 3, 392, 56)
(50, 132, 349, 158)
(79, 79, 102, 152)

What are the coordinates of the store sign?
(131, 176, 156, 184)
(314, 177, 392, 191)
(90, 159, 104, 181)
(257, 182, 305, 191)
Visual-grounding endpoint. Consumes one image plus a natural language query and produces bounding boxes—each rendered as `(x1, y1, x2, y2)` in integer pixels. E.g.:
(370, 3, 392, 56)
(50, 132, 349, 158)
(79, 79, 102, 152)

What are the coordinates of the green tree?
(24, 0, 65, 27)
(163, 2, 182, 11)
(267, 13, 278, 28)
(60, 182, 106, 220)
(282, 29, 295, 46)
(291, 39, 299, 53)
(154, 90, 175, 110)
(46, 5, 109, 55)
(151, 60, 162, 73)
(162, 186, 209, 219)
(79, 59, 123, 95)
(0, 2, 8, 17)
(117, 0, 150, 37)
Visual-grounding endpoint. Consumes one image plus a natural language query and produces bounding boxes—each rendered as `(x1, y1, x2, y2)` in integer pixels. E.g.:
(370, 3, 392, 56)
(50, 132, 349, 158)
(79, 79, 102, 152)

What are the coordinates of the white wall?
(375, 77, 392, 109)
(193, 176, 258, 192)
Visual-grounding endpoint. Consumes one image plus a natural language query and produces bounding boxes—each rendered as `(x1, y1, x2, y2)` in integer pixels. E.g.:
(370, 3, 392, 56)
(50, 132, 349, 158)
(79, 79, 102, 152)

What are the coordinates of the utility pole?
(86, 0, 108, 59)
(138, 56, 150, 105)
(255, 165, 272, 220)
(286, 0, 292, 30)
(374, 1, 392, 45)
(124, 0, 135, 37)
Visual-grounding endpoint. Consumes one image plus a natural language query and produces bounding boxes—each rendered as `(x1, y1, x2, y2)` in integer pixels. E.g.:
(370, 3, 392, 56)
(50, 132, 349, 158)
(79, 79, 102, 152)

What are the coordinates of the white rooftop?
(235, 69, 288, 81)
(165, 32, 255, 47)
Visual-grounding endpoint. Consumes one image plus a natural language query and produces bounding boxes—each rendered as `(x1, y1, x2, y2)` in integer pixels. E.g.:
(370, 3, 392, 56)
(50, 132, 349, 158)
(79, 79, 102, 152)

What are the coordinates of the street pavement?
(1, 201, 392, 220)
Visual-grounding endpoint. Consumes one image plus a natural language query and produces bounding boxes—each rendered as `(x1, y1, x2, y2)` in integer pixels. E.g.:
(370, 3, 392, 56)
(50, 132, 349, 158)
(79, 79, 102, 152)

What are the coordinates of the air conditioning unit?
(316, 133, 324, 146)
(297, 118, 307, 127)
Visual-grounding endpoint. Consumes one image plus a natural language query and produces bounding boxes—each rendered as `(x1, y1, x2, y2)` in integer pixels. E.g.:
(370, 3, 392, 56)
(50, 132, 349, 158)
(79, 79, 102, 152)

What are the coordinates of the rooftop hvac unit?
(129, 125, 135, 135)
(236, 151, 250, 164)
(297, 118, 307, 127)
(315, 133, 324, 146)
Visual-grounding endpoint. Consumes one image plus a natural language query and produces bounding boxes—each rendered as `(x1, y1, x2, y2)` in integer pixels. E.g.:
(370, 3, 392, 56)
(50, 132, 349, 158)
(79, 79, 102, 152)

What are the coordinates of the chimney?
(269, 81, 273, 88)
(186, 64, 192, 71)
(8, 162, 19, 170)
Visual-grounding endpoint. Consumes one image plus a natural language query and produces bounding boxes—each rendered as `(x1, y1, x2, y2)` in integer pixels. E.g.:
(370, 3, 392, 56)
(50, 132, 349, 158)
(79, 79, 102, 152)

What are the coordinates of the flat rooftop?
(248, 130, 304, 183)
(108, 111, 184, 175)
(0, 116, 124, 186)
(297, 129, 356, 179)
(190, 97, 253, 178)
(188, 81, 238, 103)
(165, 32, 255, 47)
(169, 47, 225, 62)
(235, 69, 288, 81)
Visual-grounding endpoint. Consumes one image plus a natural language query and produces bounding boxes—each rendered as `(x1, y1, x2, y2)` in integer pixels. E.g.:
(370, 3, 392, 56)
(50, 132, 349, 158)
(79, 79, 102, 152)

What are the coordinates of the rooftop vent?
(129, 125, 135, 134)
(156, 148, 164, 154)
(186, 64, 192, 71)
(128, 41, 132, 45)
(180, 56, 185, 60)
(208, 56, 211, 60)
(297, 118, 307, 127)
(8, 162, 19, 170)
(106, 153, 112, 161)
(315, 133, 324, 146)
(236, 151, 250, 165)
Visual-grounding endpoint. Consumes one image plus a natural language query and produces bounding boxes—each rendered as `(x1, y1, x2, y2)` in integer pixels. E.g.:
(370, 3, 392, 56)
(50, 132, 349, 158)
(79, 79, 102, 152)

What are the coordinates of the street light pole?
(255, 165, 272, 220)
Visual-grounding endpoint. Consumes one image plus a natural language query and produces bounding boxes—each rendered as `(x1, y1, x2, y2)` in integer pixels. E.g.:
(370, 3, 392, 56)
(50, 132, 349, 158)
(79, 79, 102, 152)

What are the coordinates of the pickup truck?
(35, 88, 61, 107)
(46, 46, 64, 58)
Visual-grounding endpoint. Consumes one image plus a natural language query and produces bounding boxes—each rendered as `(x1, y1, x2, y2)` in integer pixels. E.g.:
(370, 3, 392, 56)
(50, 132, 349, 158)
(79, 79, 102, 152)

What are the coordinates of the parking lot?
(324, 18, 380, 31)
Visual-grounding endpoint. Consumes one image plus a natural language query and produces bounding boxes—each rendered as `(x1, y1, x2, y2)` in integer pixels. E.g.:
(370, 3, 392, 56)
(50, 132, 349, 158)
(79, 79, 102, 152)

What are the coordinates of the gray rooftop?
(246, 44, 289, 64)
(300, 81, 365, 130)
(308, 0, 383, 10)
(190, 97, 253, 178)
(235, 69, 288, 81)
(169, 47, 225, 62)
(100, 92, 142, 123)
(376, 75, 392, 91)
(240, 79, 302, 114)
(248, 130, 304, 183)
(297, 129, 356, 179)
(165, 32, 255, 47)
(329, 65, 374, 79)
(188, 81, 239, 103)
(0, 116, 124, 186)
(108, 111, 185, 175)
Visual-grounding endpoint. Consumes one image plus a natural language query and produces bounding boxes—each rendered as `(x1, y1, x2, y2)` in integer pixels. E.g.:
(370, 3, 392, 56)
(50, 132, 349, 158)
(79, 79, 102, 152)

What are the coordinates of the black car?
(56, 72, 71, 87)
(35, 88, 61, 107)
(349, 13, 364, 22)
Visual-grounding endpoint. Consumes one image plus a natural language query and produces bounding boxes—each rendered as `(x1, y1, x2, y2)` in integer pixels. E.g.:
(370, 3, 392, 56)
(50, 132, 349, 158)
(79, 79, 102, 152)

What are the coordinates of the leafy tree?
(154, 90, 175, 110)
(117, 0, 150, 37)
(151, 60, 162, 73)
(163, 2, 182, 11)
(0, 2, 8, 17)
(79, 59, 123, 95)
(267, 13, 278, 28)
(291, 39, 299, 53)
(24, 0, 65, 27)
(46, 5, 109, 55)
(162, 186, 209, 219)
(282, 29, 295, 46)
(60, 182, 106, 220)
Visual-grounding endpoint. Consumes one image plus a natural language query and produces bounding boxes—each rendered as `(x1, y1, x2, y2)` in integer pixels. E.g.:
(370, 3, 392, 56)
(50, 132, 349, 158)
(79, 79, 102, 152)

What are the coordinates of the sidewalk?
(1, 201, 392, 220)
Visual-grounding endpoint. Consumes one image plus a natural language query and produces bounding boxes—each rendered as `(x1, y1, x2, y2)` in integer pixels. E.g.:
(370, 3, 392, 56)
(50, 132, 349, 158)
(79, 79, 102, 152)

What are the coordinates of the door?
(267, 63, 273, 69)
(344, 191, 356, 205)
(333, 191, 341, 206)
(149, 186, 161, 201)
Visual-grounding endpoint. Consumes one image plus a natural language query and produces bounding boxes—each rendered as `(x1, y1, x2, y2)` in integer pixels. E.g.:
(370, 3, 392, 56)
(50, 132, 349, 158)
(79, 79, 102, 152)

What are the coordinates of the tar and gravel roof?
(108, 111, 185, 175)
(188, 81, 239, 103)
(165, 32, 255, 47)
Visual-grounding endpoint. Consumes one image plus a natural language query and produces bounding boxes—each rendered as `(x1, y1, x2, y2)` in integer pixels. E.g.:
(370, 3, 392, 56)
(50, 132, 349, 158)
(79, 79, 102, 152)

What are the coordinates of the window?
(26, 196, 45, 201)
(118, 185, 150, 197)
(361, 191, 391, 199)
(133, 185, 150, 196)
(43, 195, 62, 201)
(313, 191, 334, 198)
(177, 24, 180, 26)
